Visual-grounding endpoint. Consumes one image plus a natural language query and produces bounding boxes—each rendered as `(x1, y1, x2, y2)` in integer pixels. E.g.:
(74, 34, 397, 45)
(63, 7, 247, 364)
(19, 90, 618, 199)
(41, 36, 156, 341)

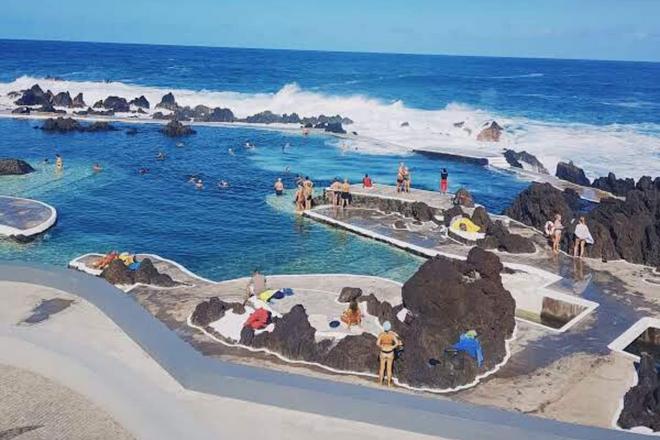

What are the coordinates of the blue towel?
(128, 261, 141, 271)
(282, 288, 294, 296)
(452, 334, 484, 367)
(272, 290, 285, 300)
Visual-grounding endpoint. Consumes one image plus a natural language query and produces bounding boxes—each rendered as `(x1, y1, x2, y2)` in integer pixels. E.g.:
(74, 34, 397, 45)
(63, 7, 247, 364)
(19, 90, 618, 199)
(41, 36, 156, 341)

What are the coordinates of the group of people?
(293, 175, 315, 211)
(329, 178, 352, 207)
(396, 162, 411, 193)
(546, 213, 594, 258)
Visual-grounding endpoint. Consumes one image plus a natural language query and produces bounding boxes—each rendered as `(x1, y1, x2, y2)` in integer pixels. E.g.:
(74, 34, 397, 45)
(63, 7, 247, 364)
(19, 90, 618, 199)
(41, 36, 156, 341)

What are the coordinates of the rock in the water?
(206, 107, 234, 122)
(52, 91, 72, 107)
(155, 92, 178, 111)
(0, 159, 35, 176)
(555, 161, 590, 186)
(14, 84, 51, 106)
(591, 172, 635, 197)
(40, 117, 81, 132)
(103, 96, 130, 113)
(338, 287, 363, 303)
(476, 121, 503, 142)
(618, 353, 660, 431)
(129, 95, 150, 109)
(161, 119, 195, 137)
(453, 187, 475, 207)
(504, 150, 548, 174)
(40, 117, 116, 133)
(325, 122, 346, 134)
(71, 93, 86, 108)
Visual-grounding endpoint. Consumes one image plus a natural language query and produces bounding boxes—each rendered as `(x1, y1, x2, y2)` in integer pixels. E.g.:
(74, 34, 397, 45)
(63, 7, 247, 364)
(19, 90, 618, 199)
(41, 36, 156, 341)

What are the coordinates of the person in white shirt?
(573, 216, 593, 258)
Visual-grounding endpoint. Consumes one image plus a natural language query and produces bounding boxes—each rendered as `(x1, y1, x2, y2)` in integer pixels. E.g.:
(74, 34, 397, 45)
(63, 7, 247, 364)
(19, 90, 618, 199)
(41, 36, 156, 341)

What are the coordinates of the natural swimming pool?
(0, 117, 528, 282)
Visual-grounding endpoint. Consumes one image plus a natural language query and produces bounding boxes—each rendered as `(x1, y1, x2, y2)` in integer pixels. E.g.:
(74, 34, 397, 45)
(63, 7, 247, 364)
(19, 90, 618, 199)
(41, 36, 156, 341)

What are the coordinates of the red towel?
(244, 308, 271, 330)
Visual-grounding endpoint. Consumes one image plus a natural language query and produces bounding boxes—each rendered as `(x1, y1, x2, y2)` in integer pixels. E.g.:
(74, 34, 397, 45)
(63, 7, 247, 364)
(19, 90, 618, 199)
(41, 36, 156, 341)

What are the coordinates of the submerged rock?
(40, 117, 116, 133)
(161, 119, 196, 137)
(0, 159, 35, 176)
(555, 161, 590, 186)
(476, 121, 503, 142)
(324, 122, 346, 134)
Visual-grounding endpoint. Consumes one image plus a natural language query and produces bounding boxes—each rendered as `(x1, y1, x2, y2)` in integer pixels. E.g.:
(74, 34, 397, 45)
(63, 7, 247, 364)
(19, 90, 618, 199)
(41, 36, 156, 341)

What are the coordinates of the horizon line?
(1, 37, 659, 65)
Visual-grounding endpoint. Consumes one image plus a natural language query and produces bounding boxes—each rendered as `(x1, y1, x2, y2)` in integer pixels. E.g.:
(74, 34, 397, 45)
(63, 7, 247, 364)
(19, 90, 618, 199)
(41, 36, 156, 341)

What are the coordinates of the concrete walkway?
(0, 261, 644, 440)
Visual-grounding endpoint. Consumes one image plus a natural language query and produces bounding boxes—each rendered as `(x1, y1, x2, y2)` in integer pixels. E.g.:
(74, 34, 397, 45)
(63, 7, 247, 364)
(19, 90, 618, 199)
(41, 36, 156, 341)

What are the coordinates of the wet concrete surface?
(22, 298, 74, 324)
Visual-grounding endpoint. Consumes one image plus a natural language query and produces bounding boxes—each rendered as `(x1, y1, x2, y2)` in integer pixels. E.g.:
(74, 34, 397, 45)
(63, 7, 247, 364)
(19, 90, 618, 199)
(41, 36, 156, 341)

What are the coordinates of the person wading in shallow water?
(55, 154, 63, 171)
(303, 176, 314, 210)
(376, 321, 402, 387)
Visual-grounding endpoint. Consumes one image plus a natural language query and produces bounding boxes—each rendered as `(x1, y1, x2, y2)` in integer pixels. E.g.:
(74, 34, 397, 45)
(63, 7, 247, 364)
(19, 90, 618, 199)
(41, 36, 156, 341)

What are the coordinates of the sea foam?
(1, 75, 658, 180)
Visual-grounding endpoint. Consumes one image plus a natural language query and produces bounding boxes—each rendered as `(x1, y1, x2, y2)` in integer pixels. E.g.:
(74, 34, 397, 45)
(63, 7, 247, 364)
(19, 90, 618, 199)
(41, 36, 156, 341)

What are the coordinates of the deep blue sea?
(0, 40, 658, 281)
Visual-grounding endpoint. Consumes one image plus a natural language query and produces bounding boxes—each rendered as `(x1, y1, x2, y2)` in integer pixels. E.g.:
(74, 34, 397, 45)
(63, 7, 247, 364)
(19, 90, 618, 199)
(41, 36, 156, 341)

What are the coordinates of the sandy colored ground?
(0, 281, 446, 440)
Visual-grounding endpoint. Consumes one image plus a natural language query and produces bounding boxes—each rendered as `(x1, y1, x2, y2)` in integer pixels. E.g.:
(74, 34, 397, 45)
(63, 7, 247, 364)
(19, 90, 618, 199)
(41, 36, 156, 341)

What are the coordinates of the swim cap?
(383, 321, 392, 331)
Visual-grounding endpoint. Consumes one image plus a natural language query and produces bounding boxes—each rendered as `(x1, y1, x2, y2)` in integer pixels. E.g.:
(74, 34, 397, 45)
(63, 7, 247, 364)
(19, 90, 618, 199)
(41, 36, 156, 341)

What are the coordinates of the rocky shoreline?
(7, 83, 354, 135)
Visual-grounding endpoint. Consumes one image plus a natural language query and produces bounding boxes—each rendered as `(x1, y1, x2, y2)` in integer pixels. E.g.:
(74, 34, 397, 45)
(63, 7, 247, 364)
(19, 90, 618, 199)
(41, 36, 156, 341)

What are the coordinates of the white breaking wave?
(1, 75, 659, 180)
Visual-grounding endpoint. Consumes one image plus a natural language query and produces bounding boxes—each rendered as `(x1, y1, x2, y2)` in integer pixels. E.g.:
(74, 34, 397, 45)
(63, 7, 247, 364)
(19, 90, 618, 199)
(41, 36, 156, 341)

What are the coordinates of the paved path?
(0, 261, 644, 440)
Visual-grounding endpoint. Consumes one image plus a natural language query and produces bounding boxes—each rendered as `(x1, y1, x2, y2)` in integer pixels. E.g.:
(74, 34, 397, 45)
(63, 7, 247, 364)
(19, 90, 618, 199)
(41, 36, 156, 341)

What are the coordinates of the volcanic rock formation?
(0, 159, 35, 176)
(161, 119, 196, 137)
(101, 258, 177, 287)
(476, 121, 503, 142)
(618, 352, 660, 431)
(555, 161, 591, 186)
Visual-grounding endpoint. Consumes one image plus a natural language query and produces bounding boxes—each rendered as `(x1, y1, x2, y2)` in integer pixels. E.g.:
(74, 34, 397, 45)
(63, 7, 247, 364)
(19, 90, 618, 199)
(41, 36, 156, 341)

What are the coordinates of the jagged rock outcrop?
(470, 206, 534, 253)
(191, 297, 245, 327)
(0, 159, 35, 176)
(476, 121, 503, 142)
(453, 187, 475, 207)
(506, 181, 660, 266)
(71, 93, 86, 108)
(155, 92, 178, 111)
(555, 161, 590, 186)
(14, 84, 51, 106)
(161, 119, 195, 137)
(410, 201, 435, 222)
(129, 95, 150, 109)
(618, 352, 660, 431)
(101, 258, 176, 287)
(503, 150, 548, 174)
(205, 107, 234, 122)
(591, 172, 635, 197)
(52, 91, 72, 107)
(395, 248, 515, 388)
(103, 96, 130, 113)
(245, 111, 283, 124)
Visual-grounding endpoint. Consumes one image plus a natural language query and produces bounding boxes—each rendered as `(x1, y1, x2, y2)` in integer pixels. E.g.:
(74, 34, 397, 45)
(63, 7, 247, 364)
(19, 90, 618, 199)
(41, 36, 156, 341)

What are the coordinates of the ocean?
(1, 39, 659, 179)
(0, 39, 658, 281)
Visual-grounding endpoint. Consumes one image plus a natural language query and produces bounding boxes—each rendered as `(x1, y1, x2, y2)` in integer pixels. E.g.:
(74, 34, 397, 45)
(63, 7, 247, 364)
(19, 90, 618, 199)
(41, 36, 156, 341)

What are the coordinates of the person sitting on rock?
(376, 321, 402, 387)
(340, 300, 362, 329)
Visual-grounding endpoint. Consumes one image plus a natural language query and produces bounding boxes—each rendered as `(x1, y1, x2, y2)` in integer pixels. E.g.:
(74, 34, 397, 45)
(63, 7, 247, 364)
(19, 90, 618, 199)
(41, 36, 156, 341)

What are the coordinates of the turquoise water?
(0, 117, 527, 282)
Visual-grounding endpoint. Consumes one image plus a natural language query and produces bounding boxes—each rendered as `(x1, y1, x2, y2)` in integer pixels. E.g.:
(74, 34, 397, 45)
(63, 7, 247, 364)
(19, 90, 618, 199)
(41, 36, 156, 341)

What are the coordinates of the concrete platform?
(0, 196, 57, 240)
